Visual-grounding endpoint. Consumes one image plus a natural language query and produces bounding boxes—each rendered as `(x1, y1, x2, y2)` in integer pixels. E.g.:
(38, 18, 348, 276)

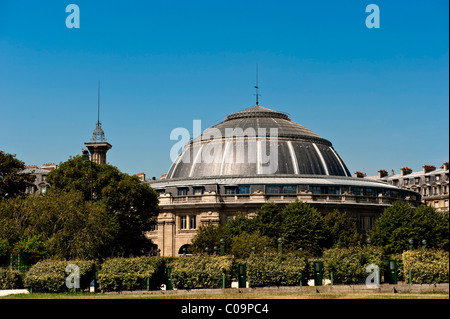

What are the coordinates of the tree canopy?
(368, 200, 449, 254)
(0, 154, 160, 261)
(191, 200, 363, 257)
(46, 155, 160, 257)
(0, 150, 35, 199)
(0, 189, 118, 260)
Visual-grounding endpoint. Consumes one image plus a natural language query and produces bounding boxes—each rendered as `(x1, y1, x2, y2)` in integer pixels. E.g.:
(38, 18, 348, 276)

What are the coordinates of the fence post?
(331, 272, 333, 286)
(409, 269, 412, 284)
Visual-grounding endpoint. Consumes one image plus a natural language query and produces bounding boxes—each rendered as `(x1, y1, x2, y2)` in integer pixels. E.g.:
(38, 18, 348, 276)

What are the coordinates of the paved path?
(0, 289, 29, 297)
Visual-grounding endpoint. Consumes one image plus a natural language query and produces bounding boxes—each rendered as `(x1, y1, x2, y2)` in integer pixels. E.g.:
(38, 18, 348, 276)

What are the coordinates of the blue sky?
(0, 0, 448, 178)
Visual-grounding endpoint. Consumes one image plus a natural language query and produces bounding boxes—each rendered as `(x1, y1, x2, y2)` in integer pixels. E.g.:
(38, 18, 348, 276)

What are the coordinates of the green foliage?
(246, 252, 307, 287)
(279, 200, 325, 255)
(24, 259, 96, 293)
(170, 255, 234, 289)
(97, 256, 166, 291)
(230, 232, 272, 259)
(46, 155, 160, 256)
(402, 249, 449, 284)
(368, 201, 449, 254)
(190, 223, 232, 254)
(0, 268, 24, 289)
(0, 189, 119, 260)
(323, 210, 362, 249)
(0, 238, 9, 265)
(191, 202, 365, 257)
(322, 246, 385, 284)
(0, 150, 35, 200)
(227, 212, 260, 237)
(11, 235, 49, 265)
(253, 202, 283, 241)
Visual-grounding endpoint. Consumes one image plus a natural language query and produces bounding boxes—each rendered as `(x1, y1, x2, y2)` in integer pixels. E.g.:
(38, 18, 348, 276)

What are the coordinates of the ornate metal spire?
(90, 81, 106, 142)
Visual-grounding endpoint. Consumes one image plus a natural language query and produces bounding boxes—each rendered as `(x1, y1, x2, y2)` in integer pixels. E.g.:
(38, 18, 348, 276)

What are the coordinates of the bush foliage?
(322, 246, 385, 284)
(24, 259, 95, 293)
(97, 256, 166, 291)
(170, 255, 234, 289)
(246, 252, 307, 287)
(0, 268, 24, 289)
(402, 249, 449, 284)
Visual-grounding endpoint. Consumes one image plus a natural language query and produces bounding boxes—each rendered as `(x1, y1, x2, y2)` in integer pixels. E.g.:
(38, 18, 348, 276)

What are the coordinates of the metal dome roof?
(167, 105, 351, 179)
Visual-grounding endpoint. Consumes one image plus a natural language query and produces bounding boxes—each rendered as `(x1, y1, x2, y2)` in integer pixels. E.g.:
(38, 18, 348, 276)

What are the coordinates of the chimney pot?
(423, 165, 436, 174)
(400, 167, 412, 176)
(378, 169, 388, 178)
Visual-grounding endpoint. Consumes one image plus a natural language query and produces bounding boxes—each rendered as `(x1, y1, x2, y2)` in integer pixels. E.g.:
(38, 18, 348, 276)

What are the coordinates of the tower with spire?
(84, 81, 112, 164)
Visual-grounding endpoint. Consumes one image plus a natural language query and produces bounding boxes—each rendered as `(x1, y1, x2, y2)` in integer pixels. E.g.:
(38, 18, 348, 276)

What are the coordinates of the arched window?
(178, 244, 192, 255)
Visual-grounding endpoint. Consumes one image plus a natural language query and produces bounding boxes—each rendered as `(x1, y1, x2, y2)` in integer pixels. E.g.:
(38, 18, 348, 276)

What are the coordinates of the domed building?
(146, 105, 421, 256)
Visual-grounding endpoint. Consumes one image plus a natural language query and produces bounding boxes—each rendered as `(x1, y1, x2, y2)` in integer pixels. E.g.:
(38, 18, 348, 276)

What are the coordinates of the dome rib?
(168, 105, 351, 179)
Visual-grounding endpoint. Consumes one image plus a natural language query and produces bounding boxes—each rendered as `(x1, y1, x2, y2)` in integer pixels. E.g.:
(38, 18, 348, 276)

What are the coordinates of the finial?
(90, 80, 106, 143)
(98, 80, 100, 124)
(254, 63, 260, 106)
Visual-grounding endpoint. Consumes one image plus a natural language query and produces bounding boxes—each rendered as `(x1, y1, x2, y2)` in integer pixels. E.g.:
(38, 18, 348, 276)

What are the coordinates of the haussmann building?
(146, 104, 421, 256)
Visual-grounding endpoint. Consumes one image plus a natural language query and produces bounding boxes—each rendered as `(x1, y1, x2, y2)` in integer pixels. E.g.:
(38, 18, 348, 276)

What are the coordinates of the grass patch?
(1, 291, 448, 299)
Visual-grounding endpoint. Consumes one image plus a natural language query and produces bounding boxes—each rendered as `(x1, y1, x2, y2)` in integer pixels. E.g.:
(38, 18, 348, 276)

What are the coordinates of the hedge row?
(97, 256, 166, 291)
(321, 246, 385, 284)
(0, 268, 23, 289)
(2, 249, 448, 291)
(246, 253, 307, 287)
(169, 255, 234, 289)
(402, 249, 449, 284)
(24, 260, 95, 293)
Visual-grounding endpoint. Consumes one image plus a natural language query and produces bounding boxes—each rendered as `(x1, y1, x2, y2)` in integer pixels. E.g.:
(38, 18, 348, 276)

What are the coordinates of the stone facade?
(21, 164, 56, 195)
(362, 162, 449, 213)
(146, 179, 421, 256)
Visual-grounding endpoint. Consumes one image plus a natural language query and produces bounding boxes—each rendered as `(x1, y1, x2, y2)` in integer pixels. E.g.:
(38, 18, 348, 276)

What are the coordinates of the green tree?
(190, 223, 231, 254)
(0, 189, 119, 260)
(0, 150, 35, 200)
(368, 200, 449, 254)
(323, 210, 362, 249)
(230, 231, 272, 259)
(46, 155, 160, 256)
(226, 212, 259, 237)
(279, 200, 325, 255)
(253, 202, 283, 243)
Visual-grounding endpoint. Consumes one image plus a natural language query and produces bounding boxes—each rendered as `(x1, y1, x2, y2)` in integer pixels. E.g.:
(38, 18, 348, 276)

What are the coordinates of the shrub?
(246, 252, 307, 287)
(0, 239, 9, 266)
(24, 259, 95, 293)
(0, 268, 24, 289)
(25, 260, 95, 292)
(97, 256, 165, 292)
(170, 255, 234, 289)
(322, 246, 385, 284)
(402, 249, 449, 284)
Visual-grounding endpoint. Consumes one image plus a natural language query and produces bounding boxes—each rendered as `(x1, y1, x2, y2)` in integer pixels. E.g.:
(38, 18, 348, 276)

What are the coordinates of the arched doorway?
(148, 244, 158, 256)
(178, 244, 192, 256)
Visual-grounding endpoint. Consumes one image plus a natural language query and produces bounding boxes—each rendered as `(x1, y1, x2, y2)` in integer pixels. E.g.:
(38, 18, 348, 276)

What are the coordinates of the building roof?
(167, 105, 351, 179)
(149, 174, 402, 190)
(20, 167, 50, 175)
